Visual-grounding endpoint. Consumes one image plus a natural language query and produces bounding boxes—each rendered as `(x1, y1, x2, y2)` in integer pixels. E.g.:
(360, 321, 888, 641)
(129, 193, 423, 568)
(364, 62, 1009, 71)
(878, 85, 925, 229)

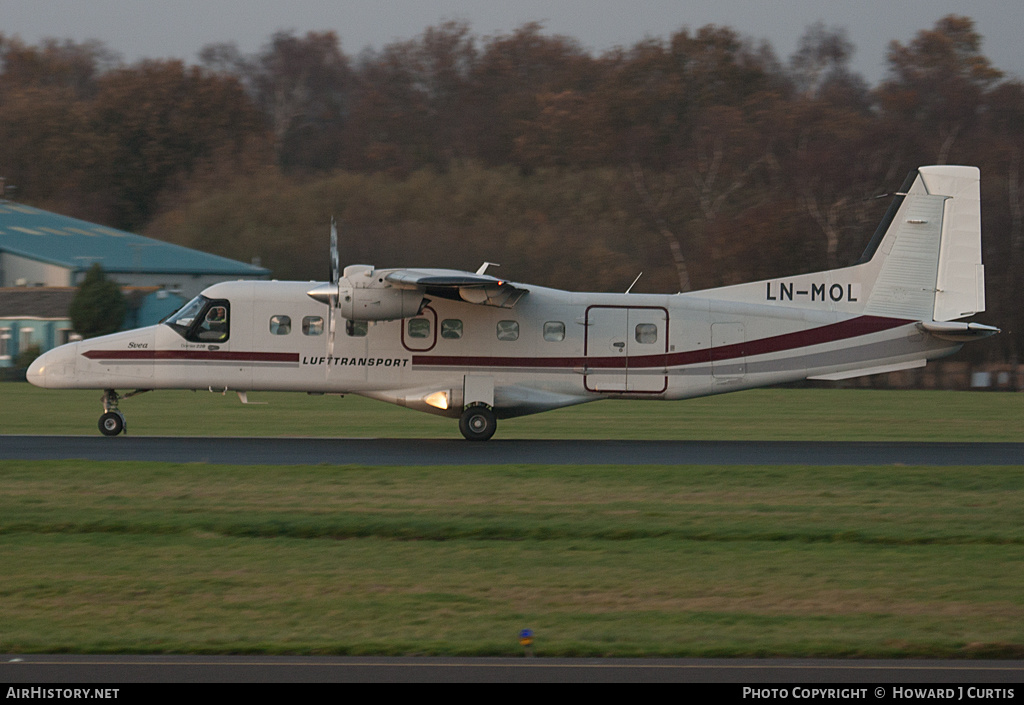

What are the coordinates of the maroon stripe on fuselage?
(412, 315, 914, 369)
(81, 349, 299, 363)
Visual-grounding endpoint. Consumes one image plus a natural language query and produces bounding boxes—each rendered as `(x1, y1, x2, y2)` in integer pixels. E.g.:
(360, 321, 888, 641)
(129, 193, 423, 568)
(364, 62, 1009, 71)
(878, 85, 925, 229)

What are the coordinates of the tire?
(98, 411, 125, 436)
(459, 405, 497, 441)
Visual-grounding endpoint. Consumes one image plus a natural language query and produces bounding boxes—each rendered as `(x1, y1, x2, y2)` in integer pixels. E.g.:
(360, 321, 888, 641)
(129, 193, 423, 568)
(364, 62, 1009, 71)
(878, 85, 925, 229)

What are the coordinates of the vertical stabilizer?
(861, 171, 945, 320)
(860, 166, 984, 323)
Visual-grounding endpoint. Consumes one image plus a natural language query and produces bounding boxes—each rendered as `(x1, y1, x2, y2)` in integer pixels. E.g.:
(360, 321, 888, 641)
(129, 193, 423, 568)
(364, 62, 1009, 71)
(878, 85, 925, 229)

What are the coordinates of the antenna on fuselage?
(626, 272, 643, 294)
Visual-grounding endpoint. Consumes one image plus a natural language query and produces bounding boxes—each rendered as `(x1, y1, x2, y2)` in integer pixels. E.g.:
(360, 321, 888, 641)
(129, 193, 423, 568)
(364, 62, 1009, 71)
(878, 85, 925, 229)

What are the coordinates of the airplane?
(27, 165, 998, 440)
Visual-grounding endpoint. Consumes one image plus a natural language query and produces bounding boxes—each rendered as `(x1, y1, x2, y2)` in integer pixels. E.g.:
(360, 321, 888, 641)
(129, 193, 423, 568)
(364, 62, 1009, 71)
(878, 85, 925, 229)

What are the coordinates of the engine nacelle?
(306, 266, 426, 321)
(339, 284, 425, 321)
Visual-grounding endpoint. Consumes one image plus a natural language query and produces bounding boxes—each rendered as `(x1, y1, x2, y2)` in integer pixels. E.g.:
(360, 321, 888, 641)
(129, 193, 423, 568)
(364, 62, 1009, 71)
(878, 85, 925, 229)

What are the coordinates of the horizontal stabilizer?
(918, 321, 1000, 341)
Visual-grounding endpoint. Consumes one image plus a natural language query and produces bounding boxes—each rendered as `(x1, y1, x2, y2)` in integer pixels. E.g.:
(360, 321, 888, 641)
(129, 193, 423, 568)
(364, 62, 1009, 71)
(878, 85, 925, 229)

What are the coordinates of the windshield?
(165, 296, 208, 335)
(164, 295, 231, 343)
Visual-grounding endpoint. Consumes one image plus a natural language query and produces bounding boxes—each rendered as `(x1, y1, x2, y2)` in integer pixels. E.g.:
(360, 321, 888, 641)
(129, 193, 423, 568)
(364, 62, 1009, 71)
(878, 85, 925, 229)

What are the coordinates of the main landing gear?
(459, 404, 497, 442)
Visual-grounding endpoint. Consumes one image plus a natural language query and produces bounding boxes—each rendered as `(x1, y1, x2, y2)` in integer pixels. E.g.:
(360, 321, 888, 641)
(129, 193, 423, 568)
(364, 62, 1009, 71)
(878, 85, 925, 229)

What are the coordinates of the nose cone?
(25, 352, 48, 387)
(27, 343, 78, 388)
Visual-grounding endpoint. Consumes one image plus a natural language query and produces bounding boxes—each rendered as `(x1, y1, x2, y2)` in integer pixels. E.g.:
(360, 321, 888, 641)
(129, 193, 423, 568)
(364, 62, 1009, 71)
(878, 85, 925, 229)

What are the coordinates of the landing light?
(424, 391, 449, 410)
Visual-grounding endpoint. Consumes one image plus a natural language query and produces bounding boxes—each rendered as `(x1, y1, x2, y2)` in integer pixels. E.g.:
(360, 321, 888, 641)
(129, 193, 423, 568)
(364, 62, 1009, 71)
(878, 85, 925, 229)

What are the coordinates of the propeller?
(330, 216, 340, 285)
(327, 217, 339, 368)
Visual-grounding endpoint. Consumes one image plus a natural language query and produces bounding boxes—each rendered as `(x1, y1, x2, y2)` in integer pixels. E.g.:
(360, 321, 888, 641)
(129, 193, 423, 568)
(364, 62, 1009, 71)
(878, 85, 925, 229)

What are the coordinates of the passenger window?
(270, 315, 291, 335)
(408, 318, 430, 339)
(346, 320, 367, 337)
(302, 316, 324, 336)
(543, 321, 565, 342)
(441, 319, 463, 340)
(635, 323, 658, 344)
(496, 320, 519, 341)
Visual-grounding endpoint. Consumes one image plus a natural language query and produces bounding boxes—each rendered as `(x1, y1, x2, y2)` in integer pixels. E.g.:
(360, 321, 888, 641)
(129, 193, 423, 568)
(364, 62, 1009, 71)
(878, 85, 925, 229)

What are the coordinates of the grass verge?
(2, 461, 1022, 657)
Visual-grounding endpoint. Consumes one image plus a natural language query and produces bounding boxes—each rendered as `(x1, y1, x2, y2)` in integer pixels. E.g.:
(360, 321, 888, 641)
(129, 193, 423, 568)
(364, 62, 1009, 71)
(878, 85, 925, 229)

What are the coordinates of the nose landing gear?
(97, 389, 151, 436)
(99, 389, 126, 436)
(99, 410, 126, 436)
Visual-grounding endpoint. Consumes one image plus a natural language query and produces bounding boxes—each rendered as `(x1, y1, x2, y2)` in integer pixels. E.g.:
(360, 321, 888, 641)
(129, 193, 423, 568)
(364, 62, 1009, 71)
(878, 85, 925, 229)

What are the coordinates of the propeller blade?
(328, 219, 340, 368)
(330, 217, 340, 285)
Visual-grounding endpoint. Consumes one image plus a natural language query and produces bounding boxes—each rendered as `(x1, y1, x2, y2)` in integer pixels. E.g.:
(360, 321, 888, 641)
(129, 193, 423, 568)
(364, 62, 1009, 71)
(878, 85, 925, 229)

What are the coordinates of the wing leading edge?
(384, 268, 528, 308)
(307, 266, 528, 311)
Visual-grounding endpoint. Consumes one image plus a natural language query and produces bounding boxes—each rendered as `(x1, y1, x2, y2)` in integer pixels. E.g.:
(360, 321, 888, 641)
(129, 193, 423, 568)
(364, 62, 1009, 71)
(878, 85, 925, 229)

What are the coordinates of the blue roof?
(0, 201, 270, 276)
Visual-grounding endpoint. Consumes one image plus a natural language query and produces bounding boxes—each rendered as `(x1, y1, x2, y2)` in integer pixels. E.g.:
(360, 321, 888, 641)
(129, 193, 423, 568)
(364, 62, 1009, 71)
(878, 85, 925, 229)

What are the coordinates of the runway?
(1, 435, 1022, 465)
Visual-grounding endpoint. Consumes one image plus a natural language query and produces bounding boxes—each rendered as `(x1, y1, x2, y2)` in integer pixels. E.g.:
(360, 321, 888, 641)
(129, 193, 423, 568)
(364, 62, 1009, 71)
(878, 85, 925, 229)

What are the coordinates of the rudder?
(923, 166, 984, 321)
(860, 166, 984, 323)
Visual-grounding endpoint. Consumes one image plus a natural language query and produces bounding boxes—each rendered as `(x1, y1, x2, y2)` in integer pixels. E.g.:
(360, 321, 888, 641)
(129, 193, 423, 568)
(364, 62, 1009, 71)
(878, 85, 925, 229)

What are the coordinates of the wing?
(384, 268, 528, 308)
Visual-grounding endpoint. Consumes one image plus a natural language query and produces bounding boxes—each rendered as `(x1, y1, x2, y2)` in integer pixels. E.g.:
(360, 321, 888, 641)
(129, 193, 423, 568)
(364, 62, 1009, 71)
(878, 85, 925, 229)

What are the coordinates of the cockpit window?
(197, 306, 229, 341)
(166, 296, 206, 332)
(165, 295, 230, 343)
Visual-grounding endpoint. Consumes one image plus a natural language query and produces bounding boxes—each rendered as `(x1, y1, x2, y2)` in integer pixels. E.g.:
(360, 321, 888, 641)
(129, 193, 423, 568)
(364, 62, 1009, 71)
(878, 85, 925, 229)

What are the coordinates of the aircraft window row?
(336, 317, 570, 342)
(269, 315, 326, 336)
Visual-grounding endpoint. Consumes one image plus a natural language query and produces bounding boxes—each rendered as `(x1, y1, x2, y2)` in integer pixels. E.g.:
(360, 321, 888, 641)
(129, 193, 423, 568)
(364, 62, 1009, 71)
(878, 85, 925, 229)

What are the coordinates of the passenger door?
(584, 306, 668, 393)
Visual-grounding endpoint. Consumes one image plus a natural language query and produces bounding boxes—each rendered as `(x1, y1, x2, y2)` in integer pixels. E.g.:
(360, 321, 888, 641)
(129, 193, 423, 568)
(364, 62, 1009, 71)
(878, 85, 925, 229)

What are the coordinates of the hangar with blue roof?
(0, 201, 270, 369)
(0, 200, 269, 298)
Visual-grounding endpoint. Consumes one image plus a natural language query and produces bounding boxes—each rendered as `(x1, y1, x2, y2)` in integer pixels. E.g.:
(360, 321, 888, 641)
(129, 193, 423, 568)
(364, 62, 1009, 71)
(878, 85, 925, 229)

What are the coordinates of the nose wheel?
(99, 410, 126, 436)
(98, 389, 127, 436)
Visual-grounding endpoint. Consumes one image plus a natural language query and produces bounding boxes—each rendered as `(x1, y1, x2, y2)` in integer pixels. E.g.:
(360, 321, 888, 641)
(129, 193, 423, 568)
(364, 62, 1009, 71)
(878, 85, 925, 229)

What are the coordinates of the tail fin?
(926, 166, 985, 321)
(860, 166, 984, 322)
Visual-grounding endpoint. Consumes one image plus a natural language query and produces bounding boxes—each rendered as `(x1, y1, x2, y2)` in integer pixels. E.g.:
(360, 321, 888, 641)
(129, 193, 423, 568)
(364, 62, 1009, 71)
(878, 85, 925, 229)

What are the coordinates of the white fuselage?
(28, 277, 961, 419)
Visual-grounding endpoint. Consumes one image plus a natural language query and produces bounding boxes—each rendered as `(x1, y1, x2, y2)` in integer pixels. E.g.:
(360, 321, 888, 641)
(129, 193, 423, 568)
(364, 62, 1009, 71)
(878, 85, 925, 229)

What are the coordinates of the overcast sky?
(1, 0, 1021, 85)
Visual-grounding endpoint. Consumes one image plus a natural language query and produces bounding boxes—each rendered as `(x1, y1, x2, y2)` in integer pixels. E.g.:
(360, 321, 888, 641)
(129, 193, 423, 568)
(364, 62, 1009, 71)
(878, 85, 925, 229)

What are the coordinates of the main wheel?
(459, 405, 497, 441)
(98, 411, 125, 436)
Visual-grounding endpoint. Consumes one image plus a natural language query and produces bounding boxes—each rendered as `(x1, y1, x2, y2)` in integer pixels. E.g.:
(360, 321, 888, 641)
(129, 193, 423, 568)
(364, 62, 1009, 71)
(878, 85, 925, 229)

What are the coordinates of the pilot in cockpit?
(199, 305, 228, 341)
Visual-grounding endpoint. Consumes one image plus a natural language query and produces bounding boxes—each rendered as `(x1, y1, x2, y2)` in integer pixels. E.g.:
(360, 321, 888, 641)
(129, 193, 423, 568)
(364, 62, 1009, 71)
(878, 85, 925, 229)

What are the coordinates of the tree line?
(0, 16, 1021, 361)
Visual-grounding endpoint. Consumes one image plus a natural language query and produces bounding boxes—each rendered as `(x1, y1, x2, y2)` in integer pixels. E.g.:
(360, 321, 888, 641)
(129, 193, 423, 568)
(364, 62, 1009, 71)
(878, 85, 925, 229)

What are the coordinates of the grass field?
(1, 385, 1022, 657)
(2, 461, 1023, 657)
